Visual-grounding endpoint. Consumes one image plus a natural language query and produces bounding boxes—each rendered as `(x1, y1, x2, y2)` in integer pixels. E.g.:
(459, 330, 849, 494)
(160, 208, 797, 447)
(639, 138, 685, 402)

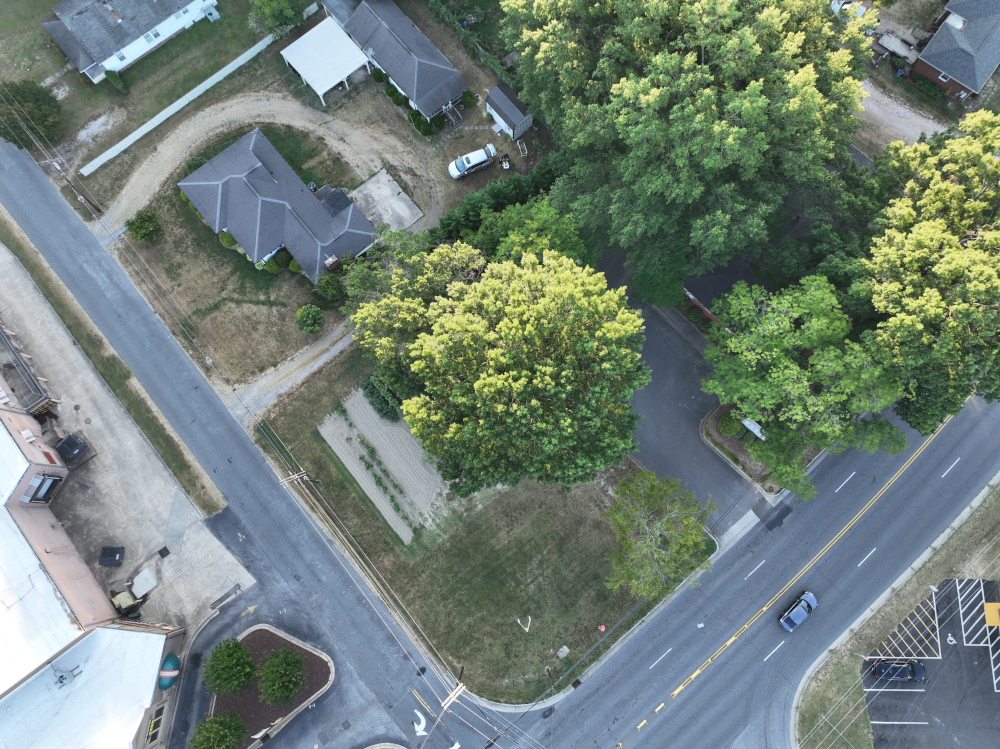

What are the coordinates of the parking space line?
(863, 688, 925, 692)
(873, 592, 940, 659)
(957, 579, 989, 646)
(871, 721, 929, 725)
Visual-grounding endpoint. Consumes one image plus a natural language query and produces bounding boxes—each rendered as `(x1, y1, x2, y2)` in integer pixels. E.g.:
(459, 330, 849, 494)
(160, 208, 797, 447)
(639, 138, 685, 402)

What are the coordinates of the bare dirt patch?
(853, 79, 948, 158)
(319, 388, 443, 544)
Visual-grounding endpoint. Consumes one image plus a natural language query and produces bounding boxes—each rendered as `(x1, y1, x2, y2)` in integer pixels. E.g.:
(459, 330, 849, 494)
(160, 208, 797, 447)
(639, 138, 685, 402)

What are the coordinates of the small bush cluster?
(909, 75, 943, 99)
(203, 639, 255, 695)
(290, 259, 303, 272)
(186, 156, 207, 174)
(408, 109, 433, 136)
(105, 70, 128, 94)
(219, 230, 237, 248)
(461, 89, 477, 108)
(371, 68, 386, 83)
(189, 713, 246, 749)
(295, 304, 323, 334)
(257, 646, 306, 706)
(718, 409, 744, 437)
(125, 209, 162, 243)
(340, 417, 414, 528)
(265, 258, 281, 274)
(362, 376, 400, 421)
(385, 83, 407, 106)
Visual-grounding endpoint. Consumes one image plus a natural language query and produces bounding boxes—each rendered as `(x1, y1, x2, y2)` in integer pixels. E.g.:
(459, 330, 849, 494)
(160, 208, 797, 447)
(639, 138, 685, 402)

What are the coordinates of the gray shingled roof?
(485, 82, 529, 128)
(918, 0, 1000, 94)
(178, 129, 376, 282)
(345, 0, 467, 118)
(43, 0, 190, 72)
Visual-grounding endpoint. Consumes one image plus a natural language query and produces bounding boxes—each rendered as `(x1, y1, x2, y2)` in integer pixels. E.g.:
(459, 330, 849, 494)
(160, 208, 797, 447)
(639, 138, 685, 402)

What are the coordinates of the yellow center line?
(670, 416, 952, 699)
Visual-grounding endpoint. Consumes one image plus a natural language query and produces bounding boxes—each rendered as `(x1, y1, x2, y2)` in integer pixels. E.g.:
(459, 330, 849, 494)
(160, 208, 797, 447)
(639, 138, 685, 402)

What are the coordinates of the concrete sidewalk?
(79, 34, 275, 176)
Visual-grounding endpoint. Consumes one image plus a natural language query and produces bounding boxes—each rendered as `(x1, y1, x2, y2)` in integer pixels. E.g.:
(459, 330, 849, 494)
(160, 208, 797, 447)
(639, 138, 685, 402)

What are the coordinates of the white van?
(448, 144, 497, 179)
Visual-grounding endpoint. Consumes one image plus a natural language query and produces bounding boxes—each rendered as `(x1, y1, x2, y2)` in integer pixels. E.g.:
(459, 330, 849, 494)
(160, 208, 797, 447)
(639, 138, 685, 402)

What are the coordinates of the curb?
(465, 527, 724, 714)
(789, 466, 1000, 748)
(698, 405, 780, 498)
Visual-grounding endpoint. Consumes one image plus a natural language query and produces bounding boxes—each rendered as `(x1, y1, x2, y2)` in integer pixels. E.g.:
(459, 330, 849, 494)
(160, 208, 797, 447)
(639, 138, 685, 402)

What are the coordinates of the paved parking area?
(865, 579, 1000, 748)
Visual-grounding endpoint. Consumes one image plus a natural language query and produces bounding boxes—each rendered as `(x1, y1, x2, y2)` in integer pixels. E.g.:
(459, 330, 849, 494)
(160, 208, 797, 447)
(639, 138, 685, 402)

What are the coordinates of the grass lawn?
(123, 127, 360, 384)
(0, 0, 264, 159)
(796, 481, 1000, 748)
(263, 347, 716, 702)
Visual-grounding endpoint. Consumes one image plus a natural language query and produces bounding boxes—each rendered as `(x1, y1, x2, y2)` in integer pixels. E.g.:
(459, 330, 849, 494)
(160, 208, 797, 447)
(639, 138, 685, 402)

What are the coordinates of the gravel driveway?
(854, 80, 948, 157)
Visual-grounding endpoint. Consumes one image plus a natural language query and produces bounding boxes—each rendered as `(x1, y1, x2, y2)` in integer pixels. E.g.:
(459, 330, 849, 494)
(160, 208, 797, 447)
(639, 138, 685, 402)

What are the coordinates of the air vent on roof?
(20, 428, 36, 443)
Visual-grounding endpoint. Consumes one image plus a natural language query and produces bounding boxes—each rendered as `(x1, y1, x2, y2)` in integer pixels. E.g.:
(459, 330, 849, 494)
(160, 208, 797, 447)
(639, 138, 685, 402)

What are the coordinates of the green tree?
(249, 0, 298, 32)
(503, 0, 873, 304)
(124, 209, 162, 243)
(189, 713, 246, 749)
(863, 111, 1000, 434)
(0, 80, 62, 146)
(391, 250, 649, 496)
(295, 304, 323, 334)
(604, 472, 712, 598)
(703, 276, 905, 498)
(202, 639, 255, 695)
(257, 646, 306, 706)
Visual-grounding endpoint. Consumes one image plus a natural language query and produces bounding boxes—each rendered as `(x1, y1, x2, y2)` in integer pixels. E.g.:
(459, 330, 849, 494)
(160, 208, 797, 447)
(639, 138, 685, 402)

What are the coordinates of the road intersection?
(1, 141, 998, 749)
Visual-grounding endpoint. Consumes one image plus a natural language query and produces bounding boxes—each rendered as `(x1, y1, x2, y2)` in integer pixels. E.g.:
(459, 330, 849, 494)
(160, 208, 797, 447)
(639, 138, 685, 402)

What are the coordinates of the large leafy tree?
(703, 276, 905, 497)
(353, 247, 651, 496)
(863, 111, 1000, 434)
(502, 0, 872, 304)
(604, 471, 712, 598)
(0, 80, 62, 146)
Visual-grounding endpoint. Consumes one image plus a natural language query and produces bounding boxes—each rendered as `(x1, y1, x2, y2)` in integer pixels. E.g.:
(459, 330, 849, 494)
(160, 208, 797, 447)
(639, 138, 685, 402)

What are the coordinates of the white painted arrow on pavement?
(414, 710, 428, 736)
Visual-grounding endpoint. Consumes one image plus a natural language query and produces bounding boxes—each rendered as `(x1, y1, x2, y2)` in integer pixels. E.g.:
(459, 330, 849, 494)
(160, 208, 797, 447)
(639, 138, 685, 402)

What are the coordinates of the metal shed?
(280, 17, 369, 105)
(485, 82, 533, 140)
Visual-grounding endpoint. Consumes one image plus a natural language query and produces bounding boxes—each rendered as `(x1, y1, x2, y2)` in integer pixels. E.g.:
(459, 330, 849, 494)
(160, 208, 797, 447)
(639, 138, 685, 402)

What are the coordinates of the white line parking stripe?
(863, 688, 925, 692)
(871, 721, 928, 725)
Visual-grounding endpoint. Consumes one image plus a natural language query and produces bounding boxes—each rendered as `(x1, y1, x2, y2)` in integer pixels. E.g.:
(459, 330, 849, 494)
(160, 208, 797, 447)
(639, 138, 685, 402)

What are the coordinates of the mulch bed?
(704, 405, 782, 494)
(212, 629, 331, 749)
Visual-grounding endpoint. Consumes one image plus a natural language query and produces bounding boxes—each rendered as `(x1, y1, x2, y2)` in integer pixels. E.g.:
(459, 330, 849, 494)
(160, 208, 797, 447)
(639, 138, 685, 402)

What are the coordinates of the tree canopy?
(703, 276, 905, 497)
(502, 0, 873, 304)
(862, 111, 1000, 434)
(604, 471, 712, 598)
(352, 246, 651, 496)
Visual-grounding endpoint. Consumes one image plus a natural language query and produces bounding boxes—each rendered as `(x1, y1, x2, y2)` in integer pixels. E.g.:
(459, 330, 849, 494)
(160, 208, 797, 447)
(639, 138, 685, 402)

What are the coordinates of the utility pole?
(417, 681, 466, 749)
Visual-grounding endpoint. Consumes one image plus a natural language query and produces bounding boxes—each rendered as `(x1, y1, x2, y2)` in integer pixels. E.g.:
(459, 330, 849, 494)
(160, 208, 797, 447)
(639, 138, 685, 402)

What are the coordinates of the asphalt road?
(3, 141, 1000, 749)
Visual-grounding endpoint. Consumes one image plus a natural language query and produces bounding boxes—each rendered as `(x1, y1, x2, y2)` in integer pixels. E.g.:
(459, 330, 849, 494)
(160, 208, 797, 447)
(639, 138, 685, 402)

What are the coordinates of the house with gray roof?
(912, 0, 1000, 97)
(178, 129, 376, 282)
(344, 0, 467, 120)
(42, 0, 219, 84)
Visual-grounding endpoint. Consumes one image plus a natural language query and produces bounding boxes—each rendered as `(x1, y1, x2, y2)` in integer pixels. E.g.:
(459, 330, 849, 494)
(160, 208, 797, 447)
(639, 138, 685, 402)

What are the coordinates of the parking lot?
(864, 579, 1000, 747)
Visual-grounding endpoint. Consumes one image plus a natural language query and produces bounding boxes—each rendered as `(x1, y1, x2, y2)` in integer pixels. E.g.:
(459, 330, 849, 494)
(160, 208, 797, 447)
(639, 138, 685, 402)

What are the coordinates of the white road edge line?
(764, 641, 785, 662)
(863, 688, 925, 692)
(649, 648, 672, 670)
(870, 721, 928, 725)
(942, 458, 961, 478)
(858, 547, 877, 567)
(835, 471, 856, 493)
(745, 559, 766, 580)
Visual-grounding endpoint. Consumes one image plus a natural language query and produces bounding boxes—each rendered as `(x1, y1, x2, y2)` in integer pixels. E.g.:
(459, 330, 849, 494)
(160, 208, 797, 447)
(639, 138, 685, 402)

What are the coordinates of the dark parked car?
(873, 659, 925, 681)
(779, 591, 818, 632)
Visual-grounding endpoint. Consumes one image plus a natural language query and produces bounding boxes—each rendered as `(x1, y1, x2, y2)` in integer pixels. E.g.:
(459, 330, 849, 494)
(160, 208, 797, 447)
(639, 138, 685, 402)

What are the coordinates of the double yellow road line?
(669, 415, 953, 698)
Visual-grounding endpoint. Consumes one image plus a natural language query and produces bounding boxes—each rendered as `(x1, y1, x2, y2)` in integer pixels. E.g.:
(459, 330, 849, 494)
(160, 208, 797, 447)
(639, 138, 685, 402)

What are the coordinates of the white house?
(42, 0, 220, 84)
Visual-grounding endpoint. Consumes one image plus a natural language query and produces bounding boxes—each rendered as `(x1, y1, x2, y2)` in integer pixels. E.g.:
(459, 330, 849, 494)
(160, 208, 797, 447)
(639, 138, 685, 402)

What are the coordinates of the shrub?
(186, 156, 207, 174)
(362, 376, 401, 421)
(257, 646, 306, 706)
(718, 410, 744, 437)
(265, 258, 280, 273)
(371, 68, 386, 83)
(254, 260, 265, 270)
(105, 70, 128, 94)
(385, 83, 407, 106)
(909, 75, 943, 99)
(189, 713, 246, 749)
(313, 271, 345, 301)
(124, 209, 162, 243)
(219, 231, 237, 247)
(431, 115, 445, 131)
(289, 259, 303, 272)
(295, 304, 323, 333)
(461, 90, 477, 108)
(202, 639, 255, 694)
(407, 109, 432, 136)
(274, 248, 293, 268)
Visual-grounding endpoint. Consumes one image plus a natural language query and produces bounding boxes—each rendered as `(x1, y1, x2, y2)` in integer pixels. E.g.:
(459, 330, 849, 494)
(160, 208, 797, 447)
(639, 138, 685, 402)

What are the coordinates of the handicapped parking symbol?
(947, 633, 957, 645)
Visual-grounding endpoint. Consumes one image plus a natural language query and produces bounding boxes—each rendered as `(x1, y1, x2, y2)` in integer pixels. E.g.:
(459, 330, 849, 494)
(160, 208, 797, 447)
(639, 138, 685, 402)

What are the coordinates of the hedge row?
(362, 376, 401, 421)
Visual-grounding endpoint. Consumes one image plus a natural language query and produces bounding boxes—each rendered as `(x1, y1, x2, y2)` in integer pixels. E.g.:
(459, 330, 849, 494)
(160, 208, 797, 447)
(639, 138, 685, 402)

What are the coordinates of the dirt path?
(95, 90, 448, 233)
(854, 80, 948, 158)
(223, 320, 354, 426)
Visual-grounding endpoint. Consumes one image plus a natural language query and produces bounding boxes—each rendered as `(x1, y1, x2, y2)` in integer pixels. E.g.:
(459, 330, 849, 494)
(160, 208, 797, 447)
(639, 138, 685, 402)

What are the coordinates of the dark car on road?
(779, 591, 818, 632)
(872, 659, 925, 681)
